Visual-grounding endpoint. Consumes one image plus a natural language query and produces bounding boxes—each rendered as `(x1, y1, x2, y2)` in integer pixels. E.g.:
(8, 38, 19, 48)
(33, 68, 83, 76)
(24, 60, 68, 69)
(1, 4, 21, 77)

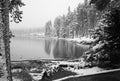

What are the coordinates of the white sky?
(10, 0, 84, 29)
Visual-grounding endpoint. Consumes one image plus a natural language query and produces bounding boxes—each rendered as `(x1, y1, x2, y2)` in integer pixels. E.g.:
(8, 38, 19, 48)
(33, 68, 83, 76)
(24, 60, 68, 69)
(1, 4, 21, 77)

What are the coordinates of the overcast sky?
(10, 0, 84, 30)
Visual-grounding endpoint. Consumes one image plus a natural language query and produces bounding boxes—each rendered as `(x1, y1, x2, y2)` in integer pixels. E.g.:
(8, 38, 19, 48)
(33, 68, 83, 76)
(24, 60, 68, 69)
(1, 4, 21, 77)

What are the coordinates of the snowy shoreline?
(46, 36, 94, 47)
(11, 59, 120, 81)
(53, 68, 120, 81)
(50, 36, 94, 43)
(11, 37, 120, 81)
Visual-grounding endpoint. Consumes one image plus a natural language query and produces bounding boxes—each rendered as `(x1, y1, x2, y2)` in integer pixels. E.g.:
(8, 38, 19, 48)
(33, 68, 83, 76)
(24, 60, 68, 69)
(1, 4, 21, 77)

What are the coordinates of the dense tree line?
(45, 0, 102, 38)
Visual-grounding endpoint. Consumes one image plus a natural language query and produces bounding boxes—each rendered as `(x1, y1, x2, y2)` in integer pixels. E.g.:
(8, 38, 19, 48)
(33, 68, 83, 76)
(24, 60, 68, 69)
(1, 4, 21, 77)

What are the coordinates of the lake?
(10, 37, 89, 61)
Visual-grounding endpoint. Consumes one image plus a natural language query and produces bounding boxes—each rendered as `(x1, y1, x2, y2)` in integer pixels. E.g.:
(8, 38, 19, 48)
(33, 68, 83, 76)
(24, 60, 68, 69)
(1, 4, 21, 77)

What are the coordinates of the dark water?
(10, 37, 88, 61)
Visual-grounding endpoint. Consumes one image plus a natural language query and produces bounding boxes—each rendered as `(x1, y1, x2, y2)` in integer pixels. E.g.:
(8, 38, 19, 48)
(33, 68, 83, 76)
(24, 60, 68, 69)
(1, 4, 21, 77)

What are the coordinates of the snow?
(57, 61, 103, 75)
(50, 36, 94, 44)
(12, 77, 22, 81)
(11, 60, 120, 81)
(53, 60, 120, 81)
(12, 69, 22, 73)
(29, 73, 43, 81)
(30, 33, 45, 38)
(92, 43, 104, 51)
(53, 68, 120, 81)
(79, 37, 94, 42)
(67, 37, 94, 44)
(67, 67, 103, 75)
(59, 61, 80, 65)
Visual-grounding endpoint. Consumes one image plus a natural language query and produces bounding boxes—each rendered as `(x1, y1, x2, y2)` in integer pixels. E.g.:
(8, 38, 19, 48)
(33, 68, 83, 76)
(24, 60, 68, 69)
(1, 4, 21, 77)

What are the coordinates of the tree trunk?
(0, 2, 9, 81)
(1, 0, 12, 81)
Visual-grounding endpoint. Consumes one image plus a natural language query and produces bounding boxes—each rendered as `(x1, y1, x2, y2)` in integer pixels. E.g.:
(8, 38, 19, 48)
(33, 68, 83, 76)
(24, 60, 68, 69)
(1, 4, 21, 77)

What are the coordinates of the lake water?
(10, 37, 89, 61)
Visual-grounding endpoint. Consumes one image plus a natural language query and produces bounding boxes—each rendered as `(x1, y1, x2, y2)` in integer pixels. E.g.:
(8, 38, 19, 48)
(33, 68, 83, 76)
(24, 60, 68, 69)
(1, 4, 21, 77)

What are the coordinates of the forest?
(45, 0, 120, 66)
(45, 0, 102, 38)
(0, 0, 120, 81)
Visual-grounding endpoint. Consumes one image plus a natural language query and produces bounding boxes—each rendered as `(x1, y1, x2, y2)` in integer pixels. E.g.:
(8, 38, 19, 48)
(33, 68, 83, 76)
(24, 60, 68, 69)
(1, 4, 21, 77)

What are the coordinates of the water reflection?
(11, 37, 88, 60)
(52, 39, 88, 59)
(44, 38, 52, 55)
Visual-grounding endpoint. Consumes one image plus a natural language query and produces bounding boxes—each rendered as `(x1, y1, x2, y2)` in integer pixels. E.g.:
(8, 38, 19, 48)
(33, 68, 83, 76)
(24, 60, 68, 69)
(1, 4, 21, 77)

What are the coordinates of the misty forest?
(0, 0, 120, 81)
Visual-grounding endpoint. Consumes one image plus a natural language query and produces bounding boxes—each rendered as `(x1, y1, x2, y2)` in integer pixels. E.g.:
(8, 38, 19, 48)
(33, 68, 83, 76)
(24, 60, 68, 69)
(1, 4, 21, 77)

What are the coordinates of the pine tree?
(45, 20, 52, 37)
(85, 0, 120, 66)
(54, 17, 61, 38)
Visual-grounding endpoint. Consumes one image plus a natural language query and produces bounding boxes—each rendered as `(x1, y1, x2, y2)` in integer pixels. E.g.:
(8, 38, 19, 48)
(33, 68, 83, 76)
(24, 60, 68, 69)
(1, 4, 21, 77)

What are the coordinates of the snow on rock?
(56, 61, 103, 76)
(12, 69, 22, 73)
(29, 72, 43, 81)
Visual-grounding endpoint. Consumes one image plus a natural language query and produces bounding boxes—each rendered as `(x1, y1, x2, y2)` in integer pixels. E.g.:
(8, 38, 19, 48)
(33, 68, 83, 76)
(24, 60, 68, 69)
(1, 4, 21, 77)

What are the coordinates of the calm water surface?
(10, 37, 88, 61)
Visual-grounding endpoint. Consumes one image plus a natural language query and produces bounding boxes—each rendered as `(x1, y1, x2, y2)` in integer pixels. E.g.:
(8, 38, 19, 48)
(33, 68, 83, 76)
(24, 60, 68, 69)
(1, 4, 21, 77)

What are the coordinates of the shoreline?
(53, 68, 120, 81)
(11, 59, 120, 81)
(14, 36, 94, 45)
(11, 36, 120, 81)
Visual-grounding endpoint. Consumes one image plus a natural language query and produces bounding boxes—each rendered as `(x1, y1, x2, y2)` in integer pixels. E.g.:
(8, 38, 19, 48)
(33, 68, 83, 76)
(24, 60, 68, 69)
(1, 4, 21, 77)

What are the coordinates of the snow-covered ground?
(53, 61, 120, 81)
(51, 36, 94, 44)
(53, 68, 120, 81)
(57, 61, 103, 75)
(12, 60, 120, 81)
(66, 67, 103, 75)
(67, 37, 94, 44)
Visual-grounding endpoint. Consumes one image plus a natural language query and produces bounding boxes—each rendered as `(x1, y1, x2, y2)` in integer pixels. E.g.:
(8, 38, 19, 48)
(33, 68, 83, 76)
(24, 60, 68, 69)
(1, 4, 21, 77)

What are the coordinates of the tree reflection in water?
(53, 39, 88, 59)
(44, 38, 52, 55)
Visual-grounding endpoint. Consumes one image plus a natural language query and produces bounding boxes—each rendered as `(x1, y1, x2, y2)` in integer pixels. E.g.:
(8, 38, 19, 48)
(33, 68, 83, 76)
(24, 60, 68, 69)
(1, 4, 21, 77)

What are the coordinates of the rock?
(59, 64, 68, 68)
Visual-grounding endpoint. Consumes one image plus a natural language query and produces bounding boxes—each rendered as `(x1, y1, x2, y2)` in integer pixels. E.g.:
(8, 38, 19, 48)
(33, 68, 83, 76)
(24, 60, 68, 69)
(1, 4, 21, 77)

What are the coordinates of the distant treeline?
(12, 28, 45, 36)
(45, 0, 102, 38)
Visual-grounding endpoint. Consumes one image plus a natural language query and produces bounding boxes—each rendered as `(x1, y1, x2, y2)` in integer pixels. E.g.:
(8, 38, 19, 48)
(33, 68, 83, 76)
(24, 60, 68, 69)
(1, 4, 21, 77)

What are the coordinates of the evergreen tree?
(66, 7, 73, 38)
(54, 17, 61, 38)
(45, 20, 52, 37)
(59, 15, 67, 38)
(51, 0, 100, 38)
(85, 0, 120, 66)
